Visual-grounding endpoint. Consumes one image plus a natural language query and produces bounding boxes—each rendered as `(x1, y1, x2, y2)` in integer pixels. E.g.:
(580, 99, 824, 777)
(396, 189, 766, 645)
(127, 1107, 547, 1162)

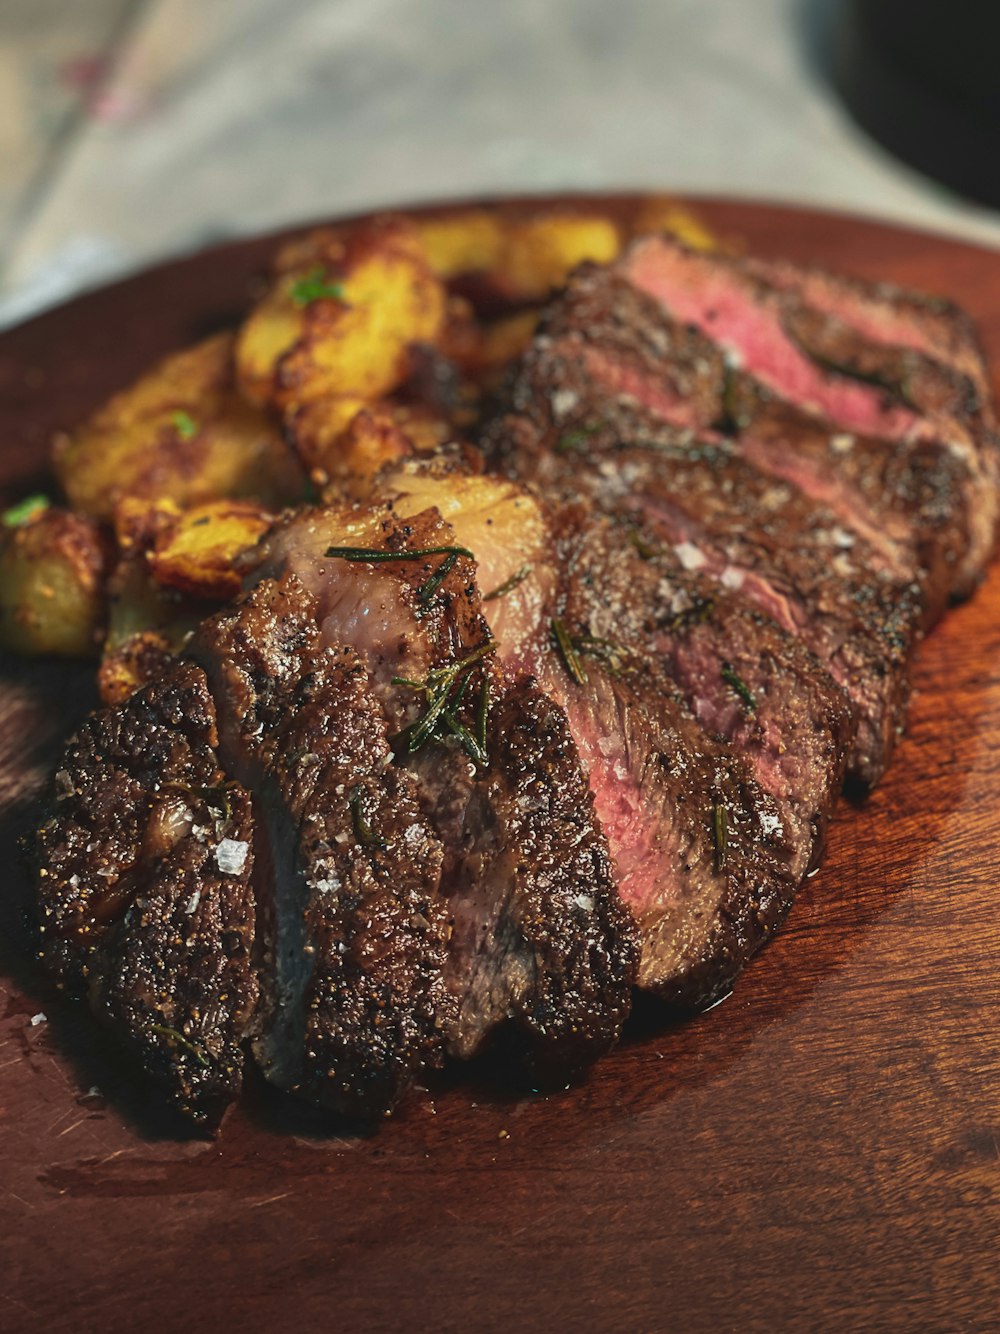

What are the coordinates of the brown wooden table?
(2, 197, 999, 1333)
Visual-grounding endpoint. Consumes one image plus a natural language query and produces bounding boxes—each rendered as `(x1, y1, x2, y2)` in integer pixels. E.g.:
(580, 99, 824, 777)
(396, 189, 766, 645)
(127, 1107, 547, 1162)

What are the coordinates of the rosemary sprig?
(325, 543, 474, 605)
(555, 421, 604, 454)
(628, 528, 661, 561)
(150, 1023, 209, 1068)
(482, 563, 533, 601)
(475, 675, 490, 757)
(290, 266, 345, 307)
(391, 641, 495, 765)
(711, 803, 728, 873)
(350, 785, 386, 851)
(721, 662, 756, 712)
(551, 618, 587, 685)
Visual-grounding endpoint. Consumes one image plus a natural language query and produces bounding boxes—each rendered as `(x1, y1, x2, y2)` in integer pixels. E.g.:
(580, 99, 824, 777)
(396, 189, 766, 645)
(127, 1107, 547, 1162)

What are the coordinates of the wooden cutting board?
(2, 197, 999, 1333)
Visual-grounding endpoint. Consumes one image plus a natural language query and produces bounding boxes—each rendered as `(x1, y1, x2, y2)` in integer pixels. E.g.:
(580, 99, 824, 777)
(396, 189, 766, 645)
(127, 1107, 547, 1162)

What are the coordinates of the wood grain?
(2, 197, 1000, 1334)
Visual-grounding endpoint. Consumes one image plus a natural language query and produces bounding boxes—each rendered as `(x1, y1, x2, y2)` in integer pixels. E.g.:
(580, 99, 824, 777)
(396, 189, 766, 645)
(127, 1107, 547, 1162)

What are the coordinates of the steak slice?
(257, 503, 637, 1064)
(488, 341, 923, 789)
(36, 661, 257, 1122)
(621, 237, 998, 591)
(506, 261, 987, 607)
(380, 465, 804, 1007)
(190, 574, 450, 1117)
(744, 254, 996, 414)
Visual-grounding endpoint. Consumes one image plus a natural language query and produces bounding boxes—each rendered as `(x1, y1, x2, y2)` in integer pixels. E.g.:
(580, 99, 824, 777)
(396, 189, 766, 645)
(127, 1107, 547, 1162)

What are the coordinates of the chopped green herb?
(290, 266, 345, 307)
(475, 674, 490, 756)
(150, 1023, 209, 1067)
(573, 632, 631, 677)
(667, 597, 714, 631)
(390, 640, 495, 765)
(482, 563, 533, 601)
(556, 422, 603, 454)
(2, 494, 49, 527)
(628, 529, 661, 561)
(324, 543, 475, 605)
(350, 785, 386, 851)
(551, 618, 587, 686)
(711, 803, 728, 872)
(721, 662, 756, 712)
(171, 410, 198, 440)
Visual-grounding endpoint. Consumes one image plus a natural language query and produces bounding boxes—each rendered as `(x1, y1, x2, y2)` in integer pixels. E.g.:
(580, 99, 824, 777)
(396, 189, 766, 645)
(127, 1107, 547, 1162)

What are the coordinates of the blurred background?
(3, 0, 999, 329)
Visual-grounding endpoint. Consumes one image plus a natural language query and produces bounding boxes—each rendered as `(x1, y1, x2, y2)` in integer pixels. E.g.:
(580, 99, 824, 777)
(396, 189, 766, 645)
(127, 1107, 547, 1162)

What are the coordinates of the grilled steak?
(381, 465, 810, 1005)
(34, 227, 999, 1123)
(256, 503, 638, 1063)
(622, 237, 998, 593)
(486, 336, 923, 789)
(36, 661, 258, 1121)
(190, 574, 451, 1117)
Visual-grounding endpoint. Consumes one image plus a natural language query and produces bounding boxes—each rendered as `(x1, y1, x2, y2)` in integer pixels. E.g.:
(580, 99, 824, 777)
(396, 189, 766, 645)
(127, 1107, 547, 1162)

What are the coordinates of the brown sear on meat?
(189, 574, 450, 1117)
(379, 465, 805, 1007)
(256, 502, 637, 1063)
(620, 236, 998, 594)
(36, 661, 258, 1121)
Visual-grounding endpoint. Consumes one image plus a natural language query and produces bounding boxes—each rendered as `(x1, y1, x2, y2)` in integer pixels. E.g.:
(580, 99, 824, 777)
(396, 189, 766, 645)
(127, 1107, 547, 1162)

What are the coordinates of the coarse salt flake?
(30, 1012, 47, 1027)
(215, 838, 249, 876)
(673, 541, 706, 572)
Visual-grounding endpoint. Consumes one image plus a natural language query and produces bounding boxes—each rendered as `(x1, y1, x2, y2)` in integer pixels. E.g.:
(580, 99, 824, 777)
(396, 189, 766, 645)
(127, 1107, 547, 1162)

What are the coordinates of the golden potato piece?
(494, 213, 621, 301)
(629, 197, 721, 252)
(288, 398, 450, 500)
(0, 504, 108, 658)
(416, 210, 506, 279)
(53, 332, 303, 521)
(145, 499, 273, 600)
(236, 218, 447, 411)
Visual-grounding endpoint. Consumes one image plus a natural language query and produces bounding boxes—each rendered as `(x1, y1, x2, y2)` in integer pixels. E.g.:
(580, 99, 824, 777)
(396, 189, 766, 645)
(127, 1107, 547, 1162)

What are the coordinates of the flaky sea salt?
(215, 838, 249, 876)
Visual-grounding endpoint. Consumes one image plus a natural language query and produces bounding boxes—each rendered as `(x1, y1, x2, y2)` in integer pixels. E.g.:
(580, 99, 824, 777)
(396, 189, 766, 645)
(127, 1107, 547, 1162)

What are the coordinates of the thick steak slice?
(744, 255, 996, 413)
(36, 661, 257, 1122)
(190, 574, 449, 1116)
(509, 262, 987, 605)
(489, 352, 922, 790)
(380, 466, 804, 1007)
(257, 505, 636, 1064)
(621, 237, 998, 590)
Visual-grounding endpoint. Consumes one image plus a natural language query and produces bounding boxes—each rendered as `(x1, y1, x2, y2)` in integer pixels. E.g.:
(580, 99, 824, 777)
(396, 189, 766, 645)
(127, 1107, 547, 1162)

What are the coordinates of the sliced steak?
(486, 356, 922, 789)
(257, 504, 637, 1064)
(380, 465, 806, 1007)
(744, 254, 995, 414)
(621, 236, 998, 591)
(189, 574, 450, 1116)
(504, 261, 987, 606)
(36, 661, 257, 1122)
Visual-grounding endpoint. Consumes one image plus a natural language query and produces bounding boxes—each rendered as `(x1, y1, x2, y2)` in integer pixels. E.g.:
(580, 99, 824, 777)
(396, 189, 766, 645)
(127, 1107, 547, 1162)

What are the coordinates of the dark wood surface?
(2, 197, 1000, 1333)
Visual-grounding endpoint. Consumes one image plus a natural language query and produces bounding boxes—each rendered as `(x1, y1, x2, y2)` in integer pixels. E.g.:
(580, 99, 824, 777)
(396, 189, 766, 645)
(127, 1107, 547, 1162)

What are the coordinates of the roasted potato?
(53, 332, 303, 521)
(0, 503, 108, 657)
(627, 196, 721, 252)
(288, 398, 451, 498)
(98, 631, 176, 707)
(145, 499, 273, 600)
(236, 218, 447, 411)
(416, 210, 507, 279)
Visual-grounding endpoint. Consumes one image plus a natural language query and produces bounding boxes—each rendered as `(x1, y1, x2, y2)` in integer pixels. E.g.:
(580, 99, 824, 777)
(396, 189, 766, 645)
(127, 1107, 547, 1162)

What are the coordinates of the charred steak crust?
(36, 660, 258, 1119)
(190, 574, 451, 1117)
(442, 676, 638, 1064)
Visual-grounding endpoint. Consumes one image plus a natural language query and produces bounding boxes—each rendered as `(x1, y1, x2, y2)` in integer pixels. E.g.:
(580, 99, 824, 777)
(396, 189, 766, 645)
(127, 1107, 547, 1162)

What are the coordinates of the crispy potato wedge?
(628, 197, 721, 252)
(0, 505, 109, 658)
(236, 218, 447, 411)
(145, 499, 273, 600)
(493, 213, 621, 301)
(53, 332, 303, 521)
(288, 398, 450, 499)
(416, 210, 507, 279)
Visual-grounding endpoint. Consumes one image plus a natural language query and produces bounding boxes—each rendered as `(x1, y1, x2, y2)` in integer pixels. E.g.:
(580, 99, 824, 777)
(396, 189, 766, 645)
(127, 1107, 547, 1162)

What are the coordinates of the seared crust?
(442, 676, 638, 1062)
(36, 660, 258, 1120)
(190, 574, 451, 1116)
